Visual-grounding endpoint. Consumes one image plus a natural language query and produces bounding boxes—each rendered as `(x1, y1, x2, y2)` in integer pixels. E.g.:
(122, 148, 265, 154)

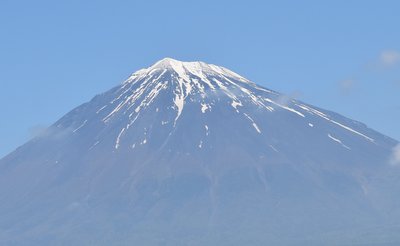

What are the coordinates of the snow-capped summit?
(0, 58, 399, 245)
(105, 58, 375, 146)
(127, 58, 250, 85)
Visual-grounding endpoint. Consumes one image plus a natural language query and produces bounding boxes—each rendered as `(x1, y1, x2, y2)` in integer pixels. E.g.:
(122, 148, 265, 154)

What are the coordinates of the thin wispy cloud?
(389, 144, 400, 166)
(339, 79, 357, 93)
(276, 91, 302, 107)
(28, 124, 74, 141)
(338, 49, 400, 93)
(379, 50, 400, 67)
(28, 125, 48, 139)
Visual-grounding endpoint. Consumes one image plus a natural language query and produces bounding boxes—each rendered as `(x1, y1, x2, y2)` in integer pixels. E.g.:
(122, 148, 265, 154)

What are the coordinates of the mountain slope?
(0, 58, 399, 245)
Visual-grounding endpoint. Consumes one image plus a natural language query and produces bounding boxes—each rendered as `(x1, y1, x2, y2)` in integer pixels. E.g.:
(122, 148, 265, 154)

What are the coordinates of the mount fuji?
(0, 58, 399, 245)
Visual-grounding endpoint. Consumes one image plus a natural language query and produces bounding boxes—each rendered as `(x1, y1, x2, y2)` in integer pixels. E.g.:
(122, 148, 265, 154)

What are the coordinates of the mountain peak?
(150, 57, 204, 74)
(151, 57, 187, 69)
(128, 58, 249, 84)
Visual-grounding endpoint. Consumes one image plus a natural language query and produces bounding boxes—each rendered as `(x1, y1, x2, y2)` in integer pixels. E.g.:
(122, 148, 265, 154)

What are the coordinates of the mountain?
(0, 58, 399, 245)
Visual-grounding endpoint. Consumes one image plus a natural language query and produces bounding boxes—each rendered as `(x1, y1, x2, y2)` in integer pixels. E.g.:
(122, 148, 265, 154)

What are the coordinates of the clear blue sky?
(1, 0, 399, 158)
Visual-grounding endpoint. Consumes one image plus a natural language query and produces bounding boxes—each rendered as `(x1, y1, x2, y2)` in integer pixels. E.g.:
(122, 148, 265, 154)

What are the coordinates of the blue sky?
(1, 0, 399, 158)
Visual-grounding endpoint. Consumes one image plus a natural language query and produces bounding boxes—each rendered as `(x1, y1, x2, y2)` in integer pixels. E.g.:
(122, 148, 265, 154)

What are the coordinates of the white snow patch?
(173, 78, 185, 126)
(328, 134, 351, 150)
(96, 105, 108, 114)
(213, 78, 229, 91)
(103, 100, 125, 122)
(330, 120, 374, 142)
(191, 78, 206, 96)
(244, 113, 262, 134)
(263, 98, 305, 117)
(201, 103, 210, 113)
(106, 73, 165, 123)
(252, 123, 261, 133)
(308, 123, 314, 127)
(89, 141, 100, 150)
(133, 81, 167, 114)
(198, 140, 203, 148)
(115, 128, 126, 149)
(147, 58, 248, 88)
(73, 120, 88, 133)
(231, 100, 242, 110)
(296, 104, 311, 112)
(299, 104, 374, 142)
(269, 145, 279, 152)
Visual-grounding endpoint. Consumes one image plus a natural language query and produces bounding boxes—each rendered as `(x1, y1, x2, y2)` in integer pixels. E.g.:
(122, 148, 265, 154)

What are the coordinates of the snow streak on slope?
(90, 58, 375, 151)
